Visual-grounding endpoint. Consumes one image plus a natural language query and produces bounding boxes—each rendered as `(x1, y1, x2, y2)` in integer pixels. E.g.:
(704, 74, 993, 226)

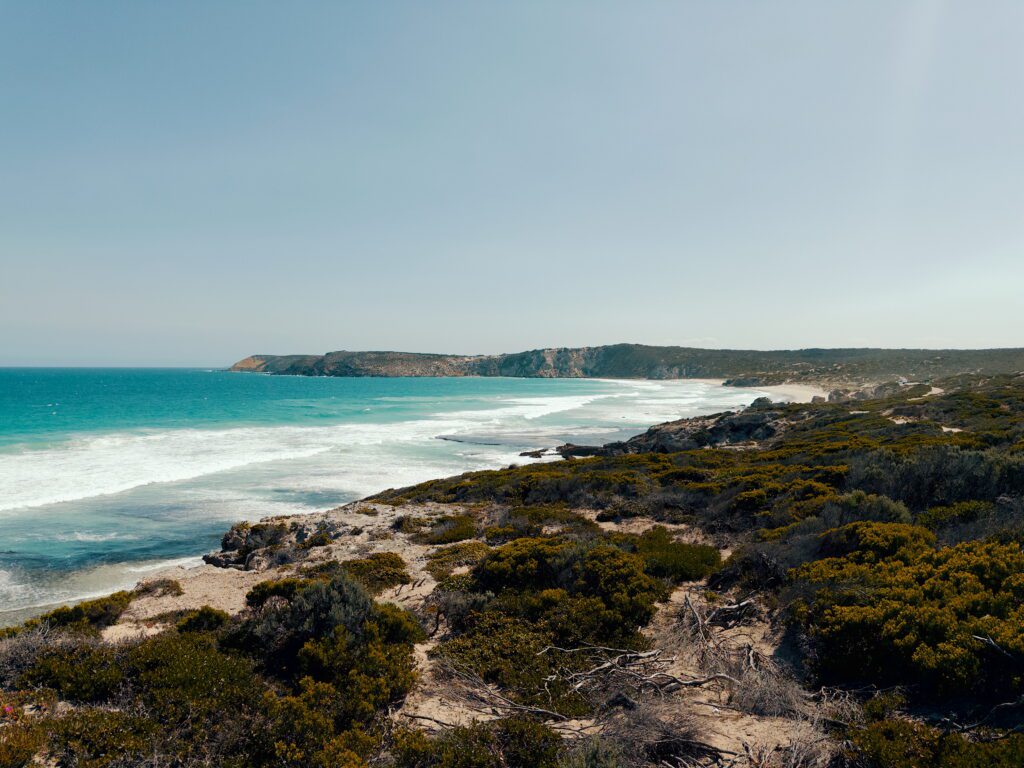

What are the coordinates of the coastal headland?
(231, 344, 1024, 384)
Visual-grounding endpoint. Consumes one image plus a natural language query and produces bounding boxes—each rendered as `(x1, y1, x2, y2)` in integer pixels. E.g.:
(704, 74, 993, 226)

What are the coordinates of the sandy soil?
(103, 500, 451, 642)
(751, 382, 829, 403)
(641, 584, 816, 758)
(658, 378, 828, 404)
(87, 497, 834, 761)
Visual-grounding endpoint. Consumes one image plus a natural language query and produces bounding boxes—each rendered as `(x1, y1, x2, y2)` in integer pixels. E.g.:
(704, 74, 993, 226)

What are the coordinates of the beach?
(0, 371, 798, 622)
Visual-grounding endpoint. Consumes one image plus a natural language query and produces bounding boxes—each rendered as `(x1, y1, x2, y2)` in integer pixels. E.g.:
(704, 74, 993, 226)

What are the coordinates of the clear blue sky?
(1, 1, 1022, 366)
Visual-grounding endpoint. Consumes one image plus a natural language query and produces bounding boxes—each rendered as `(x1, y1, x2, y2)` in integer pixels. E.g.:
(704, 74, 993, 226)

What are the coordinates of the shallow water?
(0, 369, 766, 618)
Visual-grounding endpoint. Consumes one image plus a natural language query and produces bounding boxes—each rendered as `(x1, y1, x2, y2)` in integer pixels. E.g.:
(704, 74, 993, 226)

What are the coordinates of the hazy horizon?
(4, 341, 1024, 371)
(3, 1, 1023, 366)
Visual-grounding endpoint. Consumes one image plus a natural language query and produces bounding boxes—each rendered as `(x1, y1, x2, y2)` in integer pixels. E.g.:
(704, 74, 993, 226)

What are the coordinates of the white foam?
(0, 378, 774, 616)
(125, 556, 203, 573)
(0, 569, 32, 604)
(0, 379, 762, 515)
(53, 531, 131, 543)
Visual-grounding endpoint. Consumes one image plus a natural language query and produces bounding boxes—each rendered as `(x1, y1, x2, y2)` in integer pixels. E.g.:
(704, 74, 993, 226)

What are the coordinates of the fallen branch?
(401, 713, 458, 729)
(706, 599, 757, 629)
(438, 658, 570, 721)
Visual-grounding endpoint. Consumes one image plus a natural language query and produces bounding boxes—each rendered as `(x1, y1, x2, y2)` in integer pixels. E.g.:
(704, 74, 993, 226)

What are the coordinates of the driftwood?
(437, 648, 741, 764)
(536, 645, 739, 698)
(437, 657, 570, 721)
(400, 712, 458, 729)
(706, 599, 758, 629)
(682, 595, 770, 676)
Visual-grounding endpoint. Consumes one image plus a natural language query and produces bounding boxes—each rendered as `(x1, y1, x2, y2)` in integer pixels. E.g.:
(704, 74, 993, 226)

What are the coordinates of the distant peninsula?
(230, 344, 1024, 384)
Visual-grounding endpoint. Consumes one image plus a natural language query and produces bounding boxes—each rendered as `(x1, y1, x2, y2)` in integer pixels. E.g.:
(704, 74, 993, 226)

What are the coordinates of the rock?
(205, 520, 294, 570)
(566, 404, 794, 458)
(556, 443, 605, 458)
(220, 526, 247, 552)
(202, 551, 243, 569)
(244, 551, 271, 571)
(605, 692, 638, 710)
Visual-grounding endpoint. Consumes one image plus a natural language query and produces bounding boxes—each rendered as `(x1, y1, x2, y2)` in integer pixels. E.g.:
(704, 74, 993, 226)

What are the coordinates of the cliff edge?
(229, 344, 1024, 384)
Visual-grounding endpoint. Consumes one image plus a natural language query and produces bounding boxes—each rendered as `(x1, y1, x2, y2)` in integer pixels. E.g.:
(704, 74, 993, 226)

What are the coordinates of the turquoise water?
(0, 369, 766, 619)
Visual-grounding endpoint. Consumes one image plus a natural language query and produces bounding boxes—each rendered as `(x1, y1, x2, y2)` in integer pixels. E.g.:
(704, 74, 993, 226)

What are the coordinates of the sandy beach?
(752, 381, 828, 403)
(669, 378, 828, 404)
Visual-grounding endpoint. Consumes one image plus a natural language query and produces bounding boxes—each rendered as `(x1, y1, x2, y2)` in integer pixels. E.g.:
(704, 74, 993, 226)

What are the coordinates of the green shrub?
(850, 719, 1024, 768)
(494, 505, 601, 540)
(425, 541, 490, 580)
(438, 612, 565, 704)
(794, 530, 1024, 699)
(135, 578, 184, 598)
(341, 552, 411, 594)
(630, 526, 721, 582)
(815, 521, 935, 563)
(47, 709, 157, 767)
(433, 536, 667, 716)
(246, 577, 316, 609)
(471, 537, 665, 643)
(294, 606, 422, 726)
(392, 515, 429, 534)
(302, 531, 333, 549)
(416, 515, 476, 545)
(19, 643, 123, 702)
(473, 537, 575, 594)
(0, 722, 43, 768)
(732, 488, 768, 512)
(177, 605, 230, 632)
(124, 632, 266, 722)
(233, 574, 373, 677)
(392, 717, 562, 768)
(814, 491, 913, 528)
(27, 591, 134, 635)
(918, 500, 996, 530)
(370, 602, 426, 646)
(572, 544, 667, 631)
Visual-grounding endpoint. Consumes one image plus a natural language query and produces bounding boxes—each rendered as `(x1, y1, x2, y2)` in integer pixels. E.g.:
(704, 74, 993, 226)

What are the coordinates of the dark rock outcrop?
(558, 405, 794, 457)
(203, 518, 344, 571)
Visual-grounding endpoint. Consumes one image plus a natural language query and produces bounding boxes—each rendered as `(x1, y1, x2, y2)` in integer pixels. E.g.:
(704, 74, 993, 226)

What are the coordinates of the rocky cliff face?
(229, 345, 1024, 383)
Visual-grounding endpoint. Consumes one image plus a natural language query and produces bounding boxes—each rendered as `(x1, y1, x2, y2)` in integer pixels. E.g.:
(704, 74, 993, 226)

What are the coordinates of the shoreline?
(0, 379, 830, 627)
(593, 376, 828, 404)
(750, 381, 828, 403)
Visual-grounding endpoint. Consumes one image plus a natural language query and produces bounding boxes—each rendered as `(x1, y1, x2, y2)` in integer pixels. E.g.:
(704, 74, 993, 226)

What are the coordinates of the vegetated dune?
(4, 373, 1024, 766)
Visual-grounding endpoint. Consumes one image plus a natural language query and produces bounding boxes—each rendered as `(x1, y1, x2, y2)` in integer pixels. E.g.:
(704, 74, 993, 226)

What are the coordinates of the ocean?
(0, 368, 770, 621)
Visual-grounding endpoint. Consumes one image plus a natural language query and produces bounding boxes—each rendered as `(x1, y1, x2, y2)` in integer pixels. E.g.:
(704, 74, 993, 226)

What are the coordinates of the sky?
(1, 1, 1022, 366)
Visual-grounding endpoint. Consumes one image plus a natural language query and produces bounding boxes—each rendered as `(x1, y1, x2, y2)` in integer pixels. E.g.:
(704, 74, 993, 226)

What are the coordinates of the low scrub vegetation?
(425, 540, 490, 581)
(793, 522, 1024, 700)
(1, 574, 423, 766)
(5, 376, 1024, 765)
(341, 551, 412, 594)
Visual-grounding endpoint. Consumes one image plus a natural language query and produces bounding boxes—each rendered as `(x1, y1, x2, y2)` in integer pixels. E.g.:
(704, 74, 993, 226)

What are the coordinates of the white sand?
(688, 378, 827, 404)
(749, 382, 828, 403)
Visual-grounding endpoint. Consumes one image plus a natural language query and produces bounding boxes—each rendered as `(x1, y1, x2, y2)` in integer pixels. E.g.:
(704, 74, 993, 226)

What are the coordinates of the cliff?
(230, 343, 1024, 383)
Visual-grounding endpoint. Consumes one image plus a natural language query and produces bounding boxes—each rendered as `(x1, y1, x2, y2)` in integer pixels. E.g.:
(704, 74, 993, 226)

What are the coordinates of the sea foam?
(0, 390, 620, 513)
(0, 376, 766, 617)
